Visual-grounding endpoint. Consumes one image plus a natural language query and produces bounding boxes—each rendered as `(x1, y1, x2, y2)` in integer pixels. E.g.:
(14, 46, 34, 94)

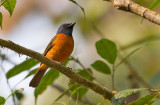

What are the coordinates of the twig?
(70, 56, 106, 86)
(104, 0, 160, 25)
(0, 38, 114, 100)
(112, 64, 115, 90)
(70, 56, 94, 78)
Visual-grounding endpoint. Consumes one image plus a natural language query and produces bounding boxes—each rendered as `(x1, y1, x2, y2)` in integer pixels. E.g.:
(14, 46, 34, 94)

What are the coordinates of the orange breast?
(45, 33, 74, 63)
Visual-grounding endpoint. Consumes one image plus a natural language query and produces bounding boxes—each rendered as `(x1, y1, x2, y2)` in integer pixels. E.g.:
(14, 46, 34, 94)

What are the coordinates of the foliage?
(15, 92, 24, 101)
(0, 0, 16, 27)
(3, 0, 16, 16)
(34, 69, 59, 99)
(69, 69, 93, 100)
(112, 88, 160, 105)
(6, 58, 39, 79)
(91, 60, 111, 74)
(1, 36, 157, 105)
(0, 96, 5, 105)
(112, 88, 147, 105)
(0, 88, 24, 105)
(128, 92, 159, 105)
(96, 39, 117, 64)
(68, 0, 85, 16)
(24, 68, 38, 79)
(149, 0, 160, 10)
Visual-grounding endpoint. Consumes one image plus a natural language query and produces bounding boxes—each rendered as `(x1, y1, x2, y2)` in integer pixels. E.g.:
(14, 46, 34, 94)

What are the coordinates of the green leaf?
(112, 88, 147, 105)
(24, 68, 38, 79)
(77, 87, 88, 100)
(149, 0, 160, 10)
(0, 12, 2, 28)
(15, 92, 24, 101)
(3, 0, 16, 16)
(128, 92, 159, 105)
(91, 60, 111, 74)
(69, 69, 93, 100)
(6, 88, 24, 101)
(69, 0, 85, 16)
(78, 69, 93, 81)
(0, 96, 5, 105)
(71, 86, 88, 100)
(116, 47, 142, 68)
(96, 39, 117, 64)
(6, 58, 39, 79)
(34, 69, 59, 98)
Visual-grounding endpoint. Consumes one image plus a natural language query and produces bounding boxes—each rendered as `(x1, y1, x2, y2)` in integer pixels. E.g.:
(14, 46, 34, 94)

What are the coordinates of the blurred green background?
(0, 0, 160, 105)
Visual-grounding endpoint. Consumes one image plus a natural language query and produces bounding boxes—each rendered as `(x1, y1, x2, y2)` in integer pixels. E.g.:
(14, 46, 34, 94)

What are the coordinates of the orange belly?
(45, 33, 74, 63)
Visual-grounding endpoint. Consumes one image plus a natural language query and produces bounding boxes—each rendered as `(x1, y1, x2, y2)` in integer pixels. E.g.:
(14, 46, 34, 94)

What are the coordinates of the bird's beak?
(71, 22, 76, 26)
(68, 22, 76, 27)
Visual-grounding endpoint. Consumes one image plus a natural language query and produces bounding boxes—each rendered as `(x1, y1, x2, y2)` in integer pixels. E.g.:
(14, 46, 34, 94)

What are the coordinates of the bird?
(29, 22, 75, 87)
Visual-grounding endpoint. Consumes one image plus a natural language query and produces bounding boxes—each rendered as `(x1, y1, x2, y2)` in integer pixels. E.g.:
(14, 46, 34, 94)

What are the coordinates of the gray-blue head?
(57, 23, 76, 37)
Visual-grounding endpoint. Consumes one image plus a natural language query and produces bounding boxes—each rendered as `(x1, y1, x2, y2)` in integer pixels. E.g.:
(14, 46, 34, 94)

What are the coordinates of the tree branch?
(70, 56, 106, 86)
(105, 0, 160, 25)
(0, 38, 114, 100)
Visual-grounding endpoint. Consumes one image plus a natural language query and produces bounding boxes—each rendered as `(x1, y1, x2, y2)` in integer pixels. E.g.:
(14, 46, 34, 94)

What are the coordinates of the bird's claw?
(67, 67, 72, 70)
(57, 62, 62, 65)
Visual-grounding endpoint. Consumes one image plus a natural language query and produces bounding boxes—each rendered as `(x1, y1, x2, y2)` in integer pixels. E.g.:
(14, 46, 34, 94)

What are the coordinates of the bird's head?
(57, 22, 76, 37)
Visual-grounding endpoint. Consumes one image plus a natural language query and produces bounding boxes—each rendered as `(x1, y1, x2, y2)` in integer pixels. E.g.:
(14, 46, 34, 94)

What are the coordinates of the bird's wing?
(40, 35, 57, 66)
(43, 35, 57, 56)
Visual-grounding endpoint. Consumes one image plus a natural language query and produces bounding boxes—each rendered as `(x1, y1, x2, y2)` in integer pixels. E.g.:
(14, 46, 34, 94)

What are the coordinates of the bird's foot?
(67, 67, 72, 70)
(57, 62, 62, 65)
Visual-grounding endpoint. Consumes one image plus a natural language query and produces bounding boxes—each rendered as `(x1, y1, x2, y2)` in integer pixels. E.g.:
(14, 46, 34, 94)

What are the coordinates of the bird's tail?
(29, 67, 47, 87)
